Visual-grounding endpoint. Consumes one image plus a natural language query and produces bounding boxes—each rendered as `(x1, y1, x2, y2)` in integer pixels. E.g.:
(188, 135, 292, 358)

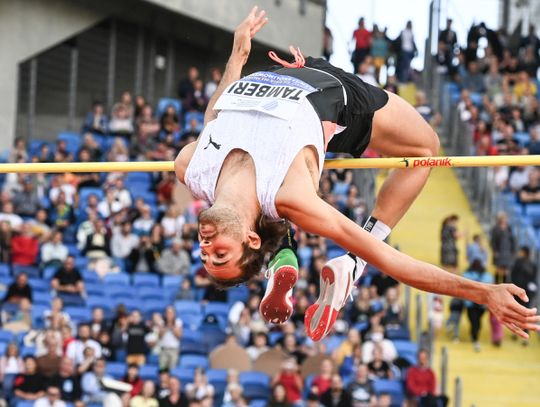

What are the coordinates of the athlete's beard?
(199, 205, 244, 240)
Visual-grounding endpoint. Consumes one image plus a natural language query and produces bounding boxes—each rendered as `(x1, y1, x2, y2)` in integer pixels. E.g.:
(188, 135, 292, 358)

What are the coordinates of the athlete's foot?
(305, 253, 366, 341)
(259, 248, 299, 324)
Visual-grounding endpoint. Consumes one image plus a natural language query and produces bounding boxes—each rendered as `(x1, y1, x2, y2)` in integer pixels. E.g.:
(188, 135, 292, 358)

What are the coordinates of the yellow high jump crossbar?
(0, 155, 538, 173)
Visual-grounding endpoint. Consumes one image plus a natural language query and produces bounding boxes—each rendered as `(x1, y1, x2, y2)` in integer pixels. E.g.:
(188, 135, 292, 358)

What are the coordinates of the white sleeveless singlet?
(184, 94, 325, 220)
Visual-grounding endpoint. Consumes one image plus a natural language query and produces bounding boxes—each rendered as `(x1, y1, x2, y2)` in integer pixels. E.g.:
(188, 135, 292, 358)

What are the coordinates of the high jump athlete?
(174, 7, 539, 341)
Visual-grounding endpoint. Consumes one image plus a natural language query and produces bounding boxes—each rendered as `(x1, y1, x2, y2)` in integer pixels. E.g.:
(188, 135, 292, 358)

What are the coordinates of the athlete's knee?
(416, 127, 440, 157)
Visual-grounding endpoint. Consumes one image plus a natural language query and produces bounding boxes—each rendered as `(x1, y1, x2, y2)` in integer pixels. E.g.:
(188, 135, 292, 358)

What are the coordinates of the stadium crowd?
(13, 14, 538, 407)
(431, 19, 540, 351)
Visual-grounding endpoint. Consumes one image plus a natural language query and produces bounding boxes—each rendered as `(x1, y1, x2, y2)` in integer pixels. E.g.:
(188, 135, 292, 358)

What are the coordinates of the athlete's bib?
(214, 71, 317, 120)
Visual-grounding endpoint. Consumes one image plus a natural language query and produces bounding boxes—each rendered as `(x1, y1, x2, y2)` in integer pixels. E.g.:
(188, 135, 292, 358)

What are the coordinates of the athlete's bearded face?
(198, 206, 253, 280)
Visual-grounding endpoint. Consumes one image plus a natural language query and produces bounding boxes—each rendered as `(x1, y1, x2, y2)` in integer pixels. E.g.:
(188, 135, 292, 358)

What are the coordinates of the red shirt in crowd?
(11, 235, 39, 265)
(312, 375, 332, 395)
(406, 366, 436, 397)
(277, 372, 303, 403)
(353, 28, 372, 50)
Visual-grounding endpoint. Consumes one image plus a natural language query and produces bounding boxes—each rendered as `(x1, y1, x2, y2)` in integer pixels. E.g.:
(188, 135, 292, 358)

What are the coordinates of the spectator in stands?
(126, 309, 150, 365)
(396, 21, 417, 83)
(519, 167, 540, 203)
(362, 325, 397, 363)
(81, 357, 122, 406)
(160, 105, 180, 135)
(36, 335, 61, 378)
(375, 393, 392, 407)
(205, 67, 222, 99)
(89, 307, 109, 339)
(466, 234, 488, 267)
(34, 385, 66, 407)
(54, 140, 74, 163)
(135, 104, 160, 142)
(49, 357, 82, 404)
(490, 211, 515, 284)
(11, 223, 39, 266)
(0, 220, 13, 263)
(367, 345, 393, 380)
(80, 133, 103, 161)
(11, 356, 45, 405)
(347, 363, 375, 407)
(130, 380, 159, 407)
(0, 202, 23, 231)
(12, 178, 40, 217)
(462, 61, 486, 93)
(66, 324, 102, 365)
(0, 342, 24, 383)
(37, 143, 53, 162)
(8, 136, 28, 163)
(312, 359, 334, 397)
(156, 238, 190, 276)
(268, 383, 291, 407)
(123, 364, 144, 399)
(440, 214, 459, 273)
(108, 137, 130, 162)
(43, 297, 70, 330)
(82, 101, 109, 134)
(133, 204, 155, 235)
(415, 91, 441, 129)
(184, 79, 208, 112)
(76, 346, 97, 376)
(339, 343, 363, 379)
(175, 278, 195, 301)
(51, 256, 85, 305)
(320, 374, 352, 407)
(525, 127, 540, 155)
(185, 368, 215, 402)
(112, 177, 132, 209)
(48, 191, 75, 232)
(3, 272, 32, 304)
(369, 25, 389, 83)
(83, 218, 110, 259)
(438, 18, 457, 67)
(351, 18, 371, 73)
(111, 221, 139, 263)
(511, 246, 537, 345)
(405, 349, 436, 406)
(129, 234, 159, 273)
(246, 331, 269, 361)
(178, 66, 199, 100)
(509, 166, 531, 193)
(1, 296, 31, 333)
(41, 230, 68, 268)
(356, 55, 378, 87)
(281, 333, 307, 365)
(272, 358, 303, 406)
(332, 328, 361, 366)
(157, 371, 171, 399)
(463, 259, 494, 352)
(158, 305, 182, 371)
(370, 270, 398, 297)
(158, 376, 189, 407)
(382, 287, 403, 327)
(109, 103, 134, 136)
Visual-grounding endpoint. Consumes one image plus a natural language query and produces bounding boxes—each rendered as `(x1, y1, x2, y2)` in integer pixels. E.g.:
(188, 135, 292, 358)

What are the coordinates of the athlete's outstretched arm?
(174, 7, 267, 183)
(203, 6, 268, 124)
(278, 191, 540, 339)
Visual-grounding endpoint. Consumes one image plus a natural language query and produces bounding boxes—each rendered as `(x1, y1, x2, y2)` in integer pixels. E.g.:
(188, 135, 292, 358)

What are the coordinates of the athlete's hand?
(485, 283, 540, 339)
(231, 6, 268, 66)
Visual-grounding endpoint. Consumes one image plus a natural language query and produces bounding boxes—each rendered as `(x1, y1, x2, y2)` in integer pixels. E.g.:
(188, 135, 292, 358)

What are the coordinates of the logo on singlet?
(203, 135, 221, 150)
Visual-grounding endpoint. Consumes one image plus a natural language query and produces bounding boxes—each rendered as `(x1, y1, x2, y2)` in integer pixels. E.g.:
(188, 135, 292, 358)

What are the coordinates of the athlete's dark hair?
(208, 216, 289, 289)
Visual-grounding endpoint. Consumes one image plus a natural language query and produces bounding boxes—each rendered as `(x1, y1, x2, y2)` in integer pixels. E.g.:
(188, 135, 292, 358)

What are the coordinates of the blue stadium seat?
(524, 204, 540, 227)
(373, 379, 405, 407)
(393, 340, 418, 365)
(180, 314, 202, 330)
(79, 188, 104, 208)
(64, 306, 91, 323)
(268, 332, 283, 346)
(179, 355, 209, 370)
(139, 365, 159, 381)
(174, 300, 202, 317)
(249, 401, 267, 407)
(227, 286, 250, 304)
(138, 286, 167, 301)
(105, 285, 137, 299)
(27, 277, 50, 292)
(386, 326, 411, 341)
(181, 329, 203, 344)
(170, 367, 194, 385)
(106, 362, 127, 379)
(104, 273, 130, 286)
(142, 299, 168, 316)
(74, 256, 89, 270)
(131, 190, 157, 206)
(13, 265, 40, 279)
(42, 265, 60, 281)
(85, 282, 105, 297)
(114, 298, 140, 312)
(157, 98, 182, 117)
(162, 275, 183, 289)
(240, 371, 271, 401)
(180, 340, 207, 356)
(33, 291, 52, 306)
(0, 263, 10, 276)
(0, 342, 6, 356)
(65, 244, 80, 257)
(126, 171, 153, 184)
(15, 401, 35, 407)
(21, 345, 36, 357)
(204, 302, 230, 318)
(132, 273, 160, 287)
(57, 131, 82, 155)
(0, 329, 15, 343)
(82, 269, 100, 284)
(86, 296, 113, 312)
(323, 334, 345, 354)
(0, 275, 13, 288)
(31, 304, 49, 328)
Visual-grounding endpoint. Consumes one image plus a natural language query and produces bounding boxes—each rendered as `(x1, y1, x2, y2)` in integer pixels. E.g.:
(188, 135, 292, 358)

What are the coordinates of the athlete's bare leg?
(369, 91, 440, 228)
